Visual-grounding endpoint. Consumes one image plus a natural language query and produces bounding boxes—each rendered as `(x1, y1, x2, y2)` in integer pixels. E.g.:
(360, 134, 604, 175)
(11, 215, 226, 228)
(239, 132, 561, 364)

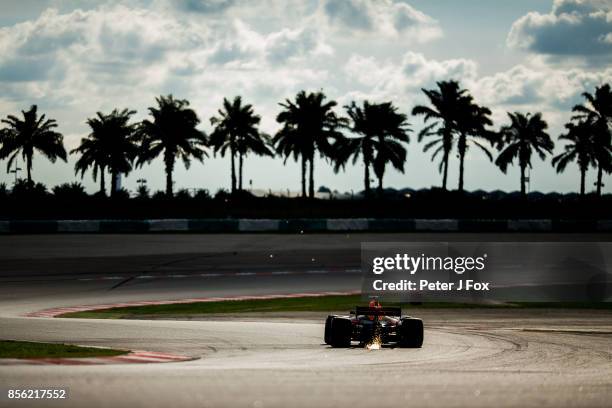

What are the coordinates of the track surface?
(1, 234, 611, 408)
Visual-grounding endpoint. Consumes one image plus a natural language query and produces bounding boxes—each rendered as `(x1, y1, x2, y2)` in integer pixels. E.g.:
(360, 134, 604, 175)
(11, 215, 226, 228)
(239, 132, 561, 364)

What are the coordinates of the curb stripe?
(0, 350, 194, 366)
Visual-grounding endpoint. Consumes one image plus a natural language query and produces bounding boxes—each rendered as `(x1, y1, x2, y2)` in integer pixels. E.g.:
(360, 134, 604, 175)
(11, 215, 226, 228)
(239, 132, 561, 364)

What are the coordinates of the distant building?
(249, 189, 352, 200)
(250, 189, 301, 198)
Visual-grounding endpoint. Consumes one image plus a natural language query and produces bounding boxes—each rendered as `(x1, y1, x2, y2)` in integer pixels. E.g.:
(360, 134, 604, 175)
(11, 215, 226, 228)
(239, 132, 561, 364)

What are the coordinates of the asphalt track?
(1, 233, 611, 407)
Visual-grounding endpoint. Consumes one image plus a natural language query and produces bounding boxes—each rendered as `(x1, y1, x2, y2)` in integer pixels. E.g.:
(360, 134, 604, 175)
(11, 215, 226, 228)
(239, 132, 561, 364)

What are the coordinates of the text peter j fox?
(372, 279, 490, 292)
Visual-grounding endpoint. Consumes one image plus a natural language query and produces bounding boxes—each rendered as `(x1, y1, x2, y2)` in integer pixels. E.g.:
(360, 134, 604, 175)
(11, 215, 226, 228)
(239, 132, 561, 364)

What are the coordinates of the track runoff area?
(0, 233, 610, 407)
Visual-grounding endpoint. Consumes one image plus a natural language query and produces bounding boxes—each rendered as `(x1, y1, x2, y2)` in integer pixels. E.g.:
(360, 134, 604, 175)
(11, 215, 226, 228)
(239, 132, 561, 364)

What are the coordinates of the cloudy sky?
(0, 0, 611, 194)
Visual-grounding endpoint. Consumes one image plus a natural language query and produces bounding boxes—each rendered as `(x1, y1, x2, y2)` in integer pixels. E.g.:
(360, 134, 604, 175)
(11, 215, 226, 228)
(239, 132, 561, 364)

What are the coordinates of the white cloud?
(206, 20, 332, 67)
(344, 52, 478, 101)
(0, 0, 439, 121)
(507, 0, 612, 60)
(472, 62, 612, 109)
(343, 51, 612, 127)
(265, 26, 333, 63)
(0, 6, 207, 87)
(600, 32, 612, 44)
(321, 0, 442, 42)
(0, 4, 332, 132)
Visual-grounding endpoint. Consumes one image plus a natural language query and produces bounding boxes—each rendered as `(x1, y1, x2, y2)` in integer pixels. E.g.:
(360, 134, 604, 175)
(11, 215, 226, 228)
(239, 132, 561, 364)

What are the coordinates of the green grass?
(58, 294, 612, 319)
(62, 295, 368, 318)
(0, 340, 127, 359)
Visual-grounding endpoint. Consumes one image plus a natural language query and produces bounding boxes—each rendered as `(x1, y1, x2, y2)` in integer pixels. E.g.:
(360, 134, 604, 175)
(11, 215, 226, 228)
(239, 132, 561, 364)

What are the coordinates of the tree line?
(0, 81, 611, 198)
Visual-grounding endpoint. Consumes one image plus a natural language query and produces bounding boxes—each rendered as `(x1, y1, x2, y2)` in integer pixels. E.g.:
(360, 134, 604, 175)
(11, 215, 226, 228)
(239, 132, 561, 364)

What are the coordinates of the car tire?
(399, 317, 423, 348)
(329, 317, 352, 348)
(324, 315, 336, 344)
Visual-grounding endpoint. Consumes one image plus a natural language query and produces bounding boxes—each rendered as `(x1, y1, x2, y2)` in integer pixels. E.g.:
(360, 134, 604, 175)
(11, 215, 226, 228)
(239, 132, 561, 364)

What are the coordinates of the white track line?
(75, 268, 360, 282)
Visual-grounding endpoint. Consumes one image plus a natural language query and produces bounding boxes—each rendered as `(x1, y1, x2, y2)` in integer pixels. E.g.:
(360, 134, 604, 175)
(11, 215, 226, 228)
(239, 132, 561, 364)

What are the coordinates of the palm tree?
(572, 84, 612, 195)
(274, 113, 309, 197)
(72, 131, 108, 195)
(0, 105, 66, 184)
(552, 119, 598, 195)
(138, 95, 207, 197)
(338, 101, 410, 195)
(236, 132, 273, 191)
(455, 97, 495, 192)
(71, 109, 139, 196)
(412, 81, 469, 190)
(210, 96, 273, 193)
(274, 91, 345, 198)
(495, 112, 554, 195)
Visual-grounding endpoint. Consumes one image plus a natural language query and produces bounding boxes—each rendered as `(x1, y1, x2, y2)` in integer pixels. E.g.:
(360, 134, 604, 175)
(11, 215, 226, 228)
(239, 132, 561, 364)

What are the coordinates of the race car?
(324, 300, 423, 348)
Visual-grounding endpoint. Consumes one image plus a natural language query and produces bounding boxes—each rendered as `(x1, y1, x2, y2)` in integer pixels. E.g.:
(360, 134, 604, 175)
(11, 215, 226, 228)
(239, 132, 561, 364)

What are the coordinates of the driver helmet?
(368, 299, 381, 320)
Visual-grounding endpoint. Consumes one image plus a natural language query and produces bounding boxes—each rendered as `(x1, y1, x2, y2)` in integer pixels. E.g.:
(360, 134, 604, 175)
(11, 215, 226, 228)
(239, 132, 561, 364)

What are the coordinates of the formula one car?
(324, 300, 423, 348)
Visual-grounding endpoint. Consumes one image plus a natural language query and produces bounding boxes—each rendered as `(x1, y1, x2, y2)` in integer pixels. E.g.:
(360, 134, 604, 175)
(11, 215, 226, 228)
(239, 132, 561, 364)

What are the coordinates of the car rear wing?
(353, 306, 402, 317)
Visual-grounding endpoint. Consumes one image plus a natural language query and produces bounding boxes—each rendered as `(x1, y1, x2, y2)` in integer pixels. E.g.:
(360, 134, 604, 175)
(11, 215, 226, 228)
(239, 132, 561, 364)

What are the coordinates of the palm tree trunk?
(26, 154, 32, 184)
(458, 154, 465, 192)
(458, 134, 466, 192)
(364, 158, 370, 197)
(520, 164, 526, 196)
(301, 156, 306, 198)
(230, 147, 236, 194)
(165, 162, 173, 197)
(238, 152, 243, 191)
(580, 168, 586, 196)
(377, 175, 383, 195)
(100, 167, 105, 195)
(110, 169, 118, 197)
(442, 151, 449, 190)
(442, 130, 451, 191)
(309, 155, 315, 199)
(596, 164, 603, 196)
